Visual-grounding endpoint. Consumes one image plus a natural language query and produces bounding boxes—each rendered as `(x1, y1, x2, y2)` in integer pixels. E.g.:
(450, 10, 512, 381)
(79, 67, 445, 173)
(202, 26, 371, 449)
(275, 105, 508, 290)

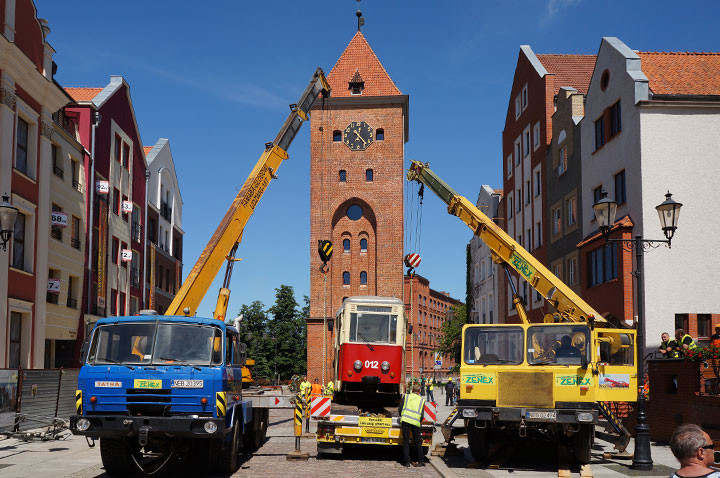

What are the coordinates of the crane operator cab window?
(349, 306, 397, 344)
(527, 325, 590, 366)
(464, 326, 523, 365)
(596, 331, 634, 366)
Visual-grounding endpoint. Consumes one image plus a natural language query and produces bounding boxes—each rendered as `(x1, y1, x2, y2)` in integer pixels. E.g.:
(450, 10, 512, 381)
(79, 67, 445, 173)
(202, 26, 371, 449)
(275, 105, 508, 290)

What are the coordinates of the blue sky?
(36, 0, 720, 318)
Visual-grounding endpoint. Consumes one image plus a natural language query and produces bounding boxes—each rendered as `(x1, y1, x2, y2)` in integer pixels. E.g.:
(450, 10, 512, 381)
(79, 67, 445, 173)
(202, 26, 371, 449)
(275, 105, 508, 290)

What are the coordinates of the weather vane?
(356, 0, 364, 32)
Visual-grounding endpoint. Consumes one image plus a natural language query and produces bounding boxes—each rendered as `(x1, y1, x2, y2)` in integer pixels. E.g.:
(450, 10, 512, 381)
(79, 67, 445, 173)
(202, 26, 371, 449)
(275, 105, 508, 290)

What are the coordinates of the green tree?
(267, 285, 305, 380)
(236, 301, 271, 380)
(438, 303, 467, 373)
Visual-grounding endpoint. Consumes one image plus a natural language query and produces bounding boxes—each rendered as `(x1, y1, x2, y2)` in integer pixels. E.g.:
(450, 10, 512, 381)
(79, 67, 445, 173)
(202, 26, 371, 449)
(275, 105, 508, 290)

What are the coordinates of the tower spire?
(356, 0, 364, 32)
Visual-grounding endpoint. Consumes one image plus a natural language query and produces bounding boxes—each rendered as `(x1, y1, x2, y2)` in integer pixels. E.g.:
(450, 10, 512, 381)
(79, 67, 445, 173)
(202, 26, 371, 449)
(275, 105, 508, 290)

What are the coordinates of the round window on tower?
(347, 205, 363, 221)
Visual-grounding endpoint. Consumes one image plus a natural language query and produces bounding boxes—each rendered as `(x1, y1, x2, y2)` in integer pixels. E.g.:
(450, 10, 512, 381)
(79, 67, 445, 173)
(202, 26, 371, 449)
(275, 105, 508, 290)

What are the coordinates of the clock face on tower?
(343, 121, 374, 151)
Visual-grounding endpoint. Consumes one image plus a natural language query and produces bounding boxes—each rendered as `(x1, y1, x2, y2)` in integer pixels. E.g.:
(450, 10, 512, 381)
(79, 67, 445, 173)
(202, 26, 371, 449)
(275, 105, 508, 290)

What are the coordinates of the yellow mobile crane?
(165, 68, 331, 382)
(407, 160, 637, 464)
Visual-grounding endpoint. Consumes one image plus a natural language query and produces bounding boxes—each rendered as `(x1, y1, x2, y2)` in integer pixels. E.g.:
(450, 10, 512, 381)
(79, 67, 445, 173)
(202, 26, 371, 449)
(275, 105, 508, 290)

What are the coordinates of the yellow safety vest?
(681, 334, 698, 351)
(326, 381, 334, 394)
(400, 393, 425, 427)
(661, 340, 679, 358)
(429, 382, 434, 391)
(299, 381, 310, 396)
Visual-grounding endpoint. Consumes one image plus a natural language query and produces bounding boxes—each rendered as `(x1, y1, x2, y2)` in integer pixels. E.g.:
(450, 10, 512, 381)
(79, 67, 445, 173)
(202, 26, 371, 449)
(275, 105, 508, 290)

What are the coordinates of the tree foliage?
(437, 303, 467, 371)
(236, 285, 307, 383)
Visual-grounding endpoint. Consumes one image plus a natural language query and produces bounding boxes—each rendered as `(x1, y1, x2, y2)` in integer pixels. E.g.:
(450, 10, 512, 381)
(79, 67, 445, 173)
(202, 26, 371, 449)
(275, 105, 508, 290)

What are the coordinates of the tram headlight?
(381, 361, 390, 372)
(76, 418, 91, 431)
(353, 360, 362, 371)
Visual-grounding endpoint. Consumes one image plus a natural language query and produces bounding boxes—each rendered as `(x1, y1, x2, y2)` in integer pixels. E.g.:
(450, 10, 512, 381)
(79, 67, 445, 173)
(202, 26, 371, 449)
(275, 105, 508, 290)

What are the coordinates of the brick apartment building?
(403, 274, 460, 379)
(65, 78, 147, 337)
(0, 1, 69, 368)
(306, 31, 408, 383)
(501, 46, 595, 323)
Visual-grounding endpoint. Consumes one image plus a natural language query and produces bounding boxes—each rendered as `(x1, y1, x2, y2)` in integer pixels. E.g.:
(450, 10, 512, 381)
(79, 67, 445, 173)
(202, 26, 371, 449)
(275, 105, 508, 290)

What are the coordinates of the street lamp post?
(592, 190, 682, 471)
(0, 194, 19, 251)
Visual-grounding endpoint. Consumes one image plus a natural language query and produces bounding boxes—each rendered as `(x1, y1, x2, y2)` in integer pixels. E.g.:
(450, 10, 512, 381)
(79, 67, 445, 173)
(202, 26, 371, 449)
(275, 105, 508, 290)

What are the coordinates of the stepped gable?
(327, 31, 402, 97)
(536, 54, 596, 95)
(638, 51, 720, 96)
(64, 87, 103, 102)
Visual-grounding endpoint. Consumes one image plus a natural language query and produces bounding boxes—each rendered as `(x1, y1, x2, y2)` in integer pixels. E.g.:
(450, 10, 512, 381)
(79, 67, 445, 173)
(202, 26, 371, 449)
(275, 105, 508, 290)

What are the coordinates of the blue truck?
(70, 315, 269, 475)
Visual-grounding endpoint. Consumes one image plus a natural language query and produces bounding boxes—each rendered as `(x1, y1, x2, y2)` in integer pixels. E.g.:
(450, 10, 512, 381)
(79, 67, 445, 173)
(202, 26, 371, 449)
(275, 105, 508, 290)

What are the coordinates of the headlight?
(381, 361, 390, 371)
(76, 418, 91, 431)
(576, 412, 594, 423)
(204, 421, 218, 433)
(462, 409, 478, 418)
(353, 360, 362, 371)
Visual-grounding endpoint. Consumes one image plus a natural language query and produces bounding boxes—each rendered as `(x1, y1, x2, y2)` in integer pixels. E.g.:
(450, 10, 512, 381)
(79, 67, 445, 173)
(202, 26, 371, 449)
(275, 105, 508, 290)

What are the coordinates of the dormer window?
(349, 70, 364, 95)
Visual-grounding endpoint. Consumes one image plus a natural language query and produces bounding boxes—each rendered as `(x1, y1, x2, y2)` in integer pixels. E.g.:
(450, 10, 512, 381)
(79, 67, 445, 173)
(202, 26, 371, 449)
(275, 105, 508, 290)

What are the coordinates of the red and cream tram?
(333, 296, 406, 406)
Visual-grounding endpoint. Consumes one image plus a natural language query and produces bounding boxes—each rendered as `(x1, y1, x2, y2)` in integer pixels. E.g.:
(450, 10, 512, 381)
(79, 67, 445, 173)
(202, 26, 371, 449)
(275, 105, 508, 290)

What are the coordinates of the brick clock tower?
(306, 32, 409, 383)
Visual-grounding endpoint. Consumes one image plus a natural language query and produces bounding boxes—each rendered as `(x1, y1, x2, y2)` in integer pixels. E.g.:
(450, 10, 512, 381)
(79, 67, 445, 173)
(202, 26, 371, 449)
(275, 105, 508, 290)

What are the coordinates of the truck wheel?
(211, 422, 239, 473)
(99, 437, 133, 476)
(573, 424, 593, 464)
(467, 422, 489, 462)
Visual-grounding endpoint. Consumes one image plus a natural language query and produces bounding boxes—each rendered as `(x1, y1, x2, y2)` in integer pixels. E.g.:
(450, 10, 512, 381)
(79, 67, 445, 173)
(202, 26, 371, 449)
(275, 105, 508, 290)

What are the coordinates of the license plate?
(361, 437, 386, 444)
(171, 379, 204, 389)
(526, 411, 557, 420)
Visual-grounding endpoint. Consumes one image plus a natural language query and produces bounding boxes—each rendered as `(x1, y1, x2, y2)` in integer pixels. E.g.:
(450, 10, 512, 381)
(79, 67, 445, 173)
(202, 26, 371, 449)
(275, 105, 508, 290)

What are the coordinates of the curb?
(428, 453, 461, 478)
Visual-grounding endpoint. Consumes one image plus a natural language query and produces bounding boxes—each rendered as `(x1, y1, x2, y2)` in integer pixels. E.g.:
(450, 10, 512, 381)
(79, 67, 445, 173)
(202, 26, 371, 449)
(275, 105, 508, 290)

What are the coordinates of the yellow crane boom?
(166, 68, 331, 317)
(406, 160, 607, 326)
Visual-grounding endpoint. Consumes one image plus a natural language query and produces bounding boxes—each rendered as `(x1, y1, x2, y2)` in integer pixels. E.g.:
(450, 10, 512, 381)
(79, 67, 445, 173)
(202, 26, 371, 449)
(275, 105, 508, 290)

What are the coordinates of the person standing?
(659, 332, 680, 358)
(427, 379, 435, 403)
(420, 376, 426, 396)
(299, 376, 311, 399)
(674, 329, 698, 357)
(669, 424, 720, 477)
(310, 378, 323, 402)
(711, 326, 720, 348)
(325, 380, 334, 397)
(445, 377, 454, 406)
(399, 383, 426, 467)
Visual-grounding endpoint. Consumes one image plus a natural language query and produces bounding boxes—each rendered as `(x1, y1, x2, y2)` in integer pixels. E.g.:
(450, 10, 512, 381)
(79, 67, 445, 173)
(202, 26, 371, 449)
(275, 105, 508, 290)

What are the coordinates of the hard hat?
(448, 377, 453, 381)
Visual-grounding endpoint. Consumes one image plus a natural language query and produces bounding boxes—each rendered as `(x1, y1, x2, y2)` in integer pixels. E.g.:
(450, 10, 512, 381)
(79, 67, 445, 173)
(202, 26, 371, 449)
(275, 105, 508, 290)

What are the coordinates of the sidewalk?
(0, 432, 101, 477)
(427, 401, 682, 478)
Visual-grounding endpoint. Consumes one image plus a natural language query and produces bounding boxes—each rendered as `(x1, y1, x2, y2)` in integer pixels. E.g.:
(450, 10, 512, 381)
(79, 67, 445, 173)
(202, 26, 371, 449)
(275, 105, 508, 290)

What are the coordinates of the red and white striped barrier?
(310, 397, 331, 418)
(424, 401, 437, 423)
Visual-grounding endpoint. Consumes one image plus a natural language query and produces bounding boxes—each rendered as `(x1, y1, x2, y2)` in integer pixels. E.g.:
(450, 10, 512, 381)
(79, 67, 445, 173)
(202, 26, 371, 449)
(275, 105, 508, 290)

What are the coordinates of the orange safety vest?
(311, 383, 322, 399)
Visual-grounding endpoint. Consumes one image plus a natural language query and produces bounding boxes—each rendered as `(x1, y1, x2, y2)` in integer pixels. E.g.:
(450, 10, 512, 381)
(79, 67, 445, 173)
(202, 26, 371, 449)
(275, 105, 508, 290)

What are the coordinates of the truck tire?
(467, 422, 489, 462)
(99, 437, 133, 476)
(573, 424, 593, 464)
(211, 422, 239, 473)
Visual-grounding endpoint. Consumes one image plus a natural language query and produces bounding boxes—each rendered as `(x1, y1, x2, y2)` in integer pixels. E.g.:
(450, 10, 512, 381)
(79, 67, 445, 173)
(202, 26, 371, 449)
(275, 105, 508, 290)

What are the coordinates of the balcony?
(66, 297, 78, 309)
(51, 227, 62, 241)
(46, 292, 59, 304)
(160, 202, 172, 222)
(72, 179, 84, 193)
(71, 237, 81, 249)
(53, 165, 64, 179)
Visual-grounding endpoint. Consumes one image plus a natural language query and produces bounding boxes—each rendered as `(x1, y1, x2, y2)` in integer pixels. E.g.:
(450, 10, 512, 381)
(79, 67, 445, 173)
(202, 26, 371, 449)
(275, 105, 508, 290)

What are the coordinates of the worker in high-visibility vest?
(426, 379, 435, 403)
(399, 382, 426, 467)
(310, 378, 322, 401)
(299, 376, 311, 399)
(659, 332, 680, 358)
(674, 329, 698, 356)
(325, 380, 334, 397)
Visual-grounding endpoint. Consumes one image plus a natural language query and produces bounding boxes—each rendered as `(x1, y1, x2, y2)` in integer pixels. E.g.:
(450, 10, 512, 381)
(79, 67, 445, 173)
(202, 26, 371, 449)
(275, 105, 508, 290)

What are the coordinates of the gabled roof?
(537, 54, 596, 95)
(637, 52, 720, 96)
(327, 31, 402, 97)
(143, 146, 153, 156)
(65, 87, 103, 102)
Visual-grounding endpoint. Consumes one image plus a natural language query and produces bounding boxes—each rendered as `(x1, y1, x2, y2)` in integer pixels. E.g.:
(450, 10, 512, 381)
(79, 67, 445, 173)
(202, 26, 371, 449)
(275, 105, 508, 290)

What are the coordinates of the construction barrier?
(424, 401, 437, 424)
(310, 396, 331, 418)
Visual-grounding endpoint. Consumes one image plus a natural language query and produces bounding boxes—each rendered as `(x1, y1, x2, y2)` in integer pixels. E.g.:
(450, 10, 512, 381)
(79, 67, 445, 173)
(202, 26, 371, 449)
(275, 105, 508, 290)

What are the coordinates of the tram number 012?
(364, 360, 379, 369)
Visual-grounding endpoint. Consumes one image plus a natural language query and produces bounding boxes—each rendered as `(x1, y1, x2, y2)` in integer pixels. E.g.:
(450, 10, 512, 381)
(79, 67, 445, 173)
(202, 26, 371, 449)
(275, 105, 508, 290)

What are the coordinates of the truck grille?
(497, 372, 553, 408)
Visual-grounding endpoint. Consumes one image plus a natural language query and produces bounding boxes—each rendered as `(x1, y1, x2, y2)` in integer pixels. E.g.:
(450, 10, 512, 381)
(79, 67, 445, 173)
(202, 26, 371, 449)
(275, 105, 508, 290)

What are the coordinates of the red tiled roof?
(536, 55, 596, 95)
(638, 52, 720, 96)
(327, 32, 402, 97)
(143, 146, 153, 156)
(64, 87, 102, 102)
(576, 215, 634, 248)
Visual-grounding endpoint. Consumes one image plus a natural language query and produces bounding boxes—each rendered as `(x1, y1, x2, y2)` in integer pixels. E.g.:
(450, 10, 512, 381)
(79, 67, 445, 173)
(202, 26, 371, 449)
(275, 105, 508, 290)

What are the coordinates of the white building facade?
(469, 185, 502, 324)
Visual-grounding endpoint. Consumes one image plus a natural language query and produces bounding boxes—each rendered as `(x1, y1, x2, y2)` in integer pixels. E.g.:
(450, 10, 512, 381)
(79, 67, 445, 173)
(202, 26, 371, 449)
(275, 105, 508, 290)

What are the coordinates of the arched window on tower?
(360, 238, 367, 252)
(339, 170, 346, 182)
(333, 130, 341, 142)
(366, 169, 373, 182)
(343, 238, 350, 252)
(376, 128, 384, 141)
(342, 271, 350, 285)
(360, 271, 367, 285)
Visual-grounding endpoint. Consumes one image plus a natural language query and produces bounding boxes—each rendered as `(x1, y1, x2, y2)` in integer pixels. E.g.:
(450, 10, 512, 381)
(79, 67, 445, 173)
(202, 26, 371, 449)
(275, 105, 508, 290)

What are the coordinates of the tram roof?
(337, 296, 404, 315)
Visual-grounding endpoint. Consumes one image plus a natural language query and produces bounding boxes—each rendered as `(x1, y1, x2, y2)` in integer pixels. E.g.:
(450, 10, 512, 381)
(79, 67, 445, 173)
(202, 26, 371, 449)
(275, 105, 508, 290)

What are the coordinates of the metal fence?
(0, 368, 80, 432)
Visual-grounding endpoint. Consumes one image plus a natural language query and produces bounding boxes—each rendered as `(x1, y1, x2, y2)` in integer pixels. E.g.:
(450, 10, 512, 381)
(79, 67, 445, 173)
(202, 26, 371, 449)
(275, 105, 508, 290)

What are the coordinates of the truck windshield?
(527, 325, 590, 365)
(89, 322, 156, 365)
(153, 324, 223, 366)
(349, 307, 397, 344)
(464, 326, 523, 365)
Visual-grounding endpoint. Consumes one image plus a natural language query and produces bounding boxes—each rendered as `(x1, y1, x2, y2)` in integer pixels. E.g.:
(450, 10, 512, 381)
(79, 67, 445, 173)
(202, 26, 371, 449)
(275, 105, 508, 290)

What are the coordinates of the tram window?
(390, 315, 397, 343)
(349, 311, 392, 344)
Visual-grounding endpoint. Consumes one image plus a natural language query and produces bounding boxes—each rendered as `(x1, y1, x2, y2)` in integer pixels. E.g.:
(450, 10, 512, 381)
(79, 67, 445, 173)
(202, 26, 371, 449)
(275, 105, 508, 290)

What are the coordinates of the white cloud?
(545, 0, 582, 19)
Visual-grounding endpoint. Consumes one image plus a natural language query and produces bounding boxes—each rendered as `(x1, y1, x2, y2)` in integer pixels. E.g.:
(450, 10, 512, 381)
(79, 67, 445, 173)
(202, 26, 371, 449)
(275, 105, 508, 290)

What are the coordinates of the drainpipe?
(86, 111, 100, 316)
(142, 169, 151, 308)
